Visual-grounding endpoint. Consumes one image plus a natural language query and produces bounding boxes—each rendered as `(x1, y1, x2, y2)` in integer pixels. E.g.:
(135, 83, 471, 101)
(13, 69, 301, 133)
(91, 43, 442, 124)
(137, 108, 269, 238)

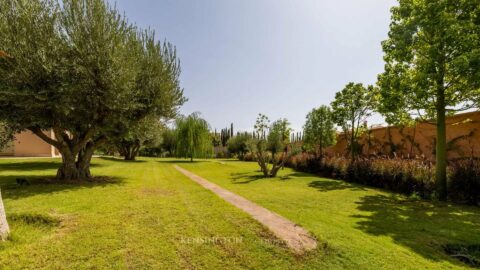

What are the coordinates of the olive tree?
(0, 0, 184, 180)
(303, 105, 336, 158)
(377, 0, 480, 200)
(250, 114, 292, 178)
(112, 116, 164, 161)
(174, 113, 212, 162)
(331, 83, 376, 160)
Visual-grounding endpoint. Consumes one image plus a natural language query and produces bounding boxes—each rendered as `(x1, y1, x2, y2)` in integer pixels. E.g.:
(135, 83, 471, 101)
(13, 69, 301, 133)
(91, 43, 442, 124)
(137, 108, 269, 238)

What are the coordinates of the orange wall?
(326, 111, 480, 160)
(13, 130, 59, 157)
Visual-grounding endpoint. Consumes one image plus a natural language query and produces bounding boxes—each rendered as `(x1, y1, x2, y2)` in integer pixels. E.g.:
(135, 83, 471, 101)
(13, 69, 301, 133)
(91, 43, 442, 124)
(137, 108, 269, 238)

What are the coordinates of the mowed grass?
(179, 159, 480, 269)
(0, 158, 478, 269)
(0, 157, 331, 269)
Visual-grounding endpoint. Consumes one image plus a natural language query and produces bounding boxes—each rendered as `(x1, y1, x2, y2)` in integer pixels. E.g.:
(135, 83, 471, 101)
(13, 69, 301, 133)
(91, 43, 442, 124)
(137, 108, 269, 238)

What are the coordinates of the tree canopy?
(227, 133, 252, 160)
(0, 0, 185, 180)
(303, 105, 336, 157)
(111, 116, 164, 161)
(331, 82, 376, 160)
(250, 114, 292, 177)
(0, 122, 14, 151)
(377, 0, 480, 200)
(174, 113, 212, 161)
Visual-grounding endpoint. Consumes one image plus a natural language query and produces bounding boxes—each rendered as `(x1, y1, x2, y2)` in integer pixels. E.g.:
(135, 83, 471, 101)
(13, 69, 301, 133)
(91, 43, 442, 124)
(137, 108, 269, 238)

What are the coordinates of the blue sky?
(112, 0, 397, 132)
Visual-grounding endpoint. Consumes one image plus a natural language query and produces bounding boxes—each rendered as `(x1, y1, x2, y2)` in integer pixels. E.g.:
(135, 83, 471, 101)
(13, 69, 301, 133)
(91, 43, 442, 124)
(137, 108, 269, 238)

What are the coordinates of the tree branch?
(72, 127, 97, 154)
(29, 127, 61, 148)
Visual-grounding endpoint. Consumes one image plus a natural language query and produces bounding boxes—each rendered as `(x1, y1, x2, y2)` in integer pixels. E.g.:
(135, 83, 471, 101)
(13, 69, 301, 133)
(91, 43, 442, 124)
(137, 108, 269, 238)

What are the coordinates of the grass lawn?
(180, 159, 480, 269)
(0, 157, 478, 269)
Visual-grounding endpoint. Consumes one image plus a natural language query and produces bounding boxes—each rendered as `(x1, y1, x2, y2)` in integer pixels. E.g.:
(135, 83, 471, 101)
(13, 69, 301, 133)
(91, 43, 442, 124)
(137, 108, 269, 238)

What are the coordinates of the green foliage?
(217, 124, 234, 147)
(303, 105, 336, 156)
(378, 0, 480, 124)
(0, 0, 185, 179)
(227, 133, 252, 159)
(174, 113, 212, 161)
(111, 116, 164, 160)
(267, 119, 291, 154)
(377, 0, 480, 200)
(0, 122, 14, 150)
(211, 132, 222, 147)
(159, 128, 176, 156)
(250, 114, 292, 177)
(331, 82, 376, 159)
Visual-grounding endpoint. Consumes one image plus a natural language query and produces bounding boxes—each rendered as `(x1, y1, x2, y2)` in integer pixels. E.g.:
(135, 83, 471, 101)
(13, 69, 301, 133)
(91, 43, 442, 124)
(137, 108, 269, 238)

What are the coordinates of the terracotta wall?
(326, 111, 480, 160)
(13, 130, 59, 157)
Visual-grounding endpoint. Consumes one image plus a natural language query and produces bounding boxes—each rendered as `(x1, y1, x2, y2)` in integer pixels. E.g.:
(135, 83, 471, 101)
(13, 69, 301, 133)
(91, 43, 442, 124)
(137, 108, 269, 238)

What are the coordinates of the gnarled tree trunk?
(269, 152, 288, 178)
(30, 127, 103, 181)
(120, 141, 141, 161)
(0, 189, 9, 241)
(77, 146, 94, 179)
(56, 149, 80, 181)
(77, 136, 108, 179)
(256, 152, 270, 177)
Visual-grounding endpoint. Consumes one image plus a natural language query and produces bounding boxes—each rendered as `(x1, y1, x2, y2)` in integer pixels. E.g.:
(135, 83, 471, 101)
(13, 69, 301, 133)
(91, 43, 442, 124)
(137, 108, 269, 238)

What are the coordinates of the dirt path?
(173, 165, 317, 254)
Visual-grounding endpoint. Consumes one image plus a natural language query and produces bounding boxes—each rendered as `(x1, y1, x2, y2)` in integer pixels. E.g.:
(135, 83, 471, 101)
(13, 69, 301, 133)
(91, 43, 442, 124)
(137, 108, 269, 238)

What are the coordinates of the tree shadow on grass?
(156, 159, 206, 164)
(231, 171, 316, 183)
(308, 179, 367, 192)
(276, 171, 312, 180)
(0, 161, 104, 172)
(352, 194, 480, 267)
(0, 174, 125, 201)
(98, 156, 146, 163)
(230, 172, 265, 184)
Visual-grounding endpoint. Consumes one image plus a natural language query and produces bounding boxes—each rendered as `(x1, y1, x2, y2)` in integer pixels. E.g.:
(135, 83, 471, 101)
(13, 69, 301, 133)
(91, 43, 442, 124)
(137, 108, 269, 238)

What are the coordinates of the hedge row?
(283, 153, 480, 205)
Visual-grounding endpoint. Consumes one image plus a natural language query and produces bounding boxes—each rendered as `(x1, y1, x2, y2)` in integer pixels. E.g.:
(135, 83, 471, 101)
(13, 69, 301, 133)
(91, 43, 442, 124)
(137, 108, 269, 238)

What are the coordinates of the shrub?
(449, 159, 480, 205)
(285, 154, 444, 201)
(246, 150, 479, 205)
(344, 158, 435, 197)
(227, 134, 251, 159)
(242, 153, 256, 161)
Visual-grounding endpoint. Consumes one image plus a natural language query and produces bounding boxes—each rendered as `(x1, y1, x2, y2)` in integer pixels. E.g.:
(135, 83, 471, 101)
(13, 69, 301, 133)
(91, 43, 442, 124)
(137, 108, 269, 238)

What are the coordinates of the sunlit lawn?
(0, 157, 478, 269)
(180, 159, 480, 269)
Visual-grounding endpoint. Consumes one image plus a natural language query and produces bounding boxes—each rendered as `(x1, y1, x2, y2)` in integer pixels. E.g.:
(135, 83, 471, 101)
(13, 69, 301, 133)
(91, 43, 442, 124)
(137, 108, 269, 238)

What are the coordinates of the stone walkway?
(174, 165, 317, 254)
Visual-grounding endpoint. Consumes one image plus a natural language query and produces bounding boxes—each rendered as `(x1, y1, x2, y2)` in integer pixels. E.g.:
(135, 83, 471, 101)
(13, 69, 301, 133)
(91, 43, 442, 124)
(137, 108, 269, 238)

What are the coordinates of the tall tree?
(303, 105, 336, 158)
(331, 83, 376, 160)
(175, 113, 212, 161)
(0, 0, 184, 180)
(377, 0, 480, 200)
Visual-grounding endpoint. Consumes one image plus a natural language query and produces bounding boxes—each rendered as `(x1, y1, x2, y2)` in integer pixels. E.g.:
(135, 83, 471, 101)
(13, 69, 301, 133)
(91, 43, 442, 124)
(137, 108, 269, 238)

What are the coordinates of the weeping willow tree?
(174, 113, 212, 161)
